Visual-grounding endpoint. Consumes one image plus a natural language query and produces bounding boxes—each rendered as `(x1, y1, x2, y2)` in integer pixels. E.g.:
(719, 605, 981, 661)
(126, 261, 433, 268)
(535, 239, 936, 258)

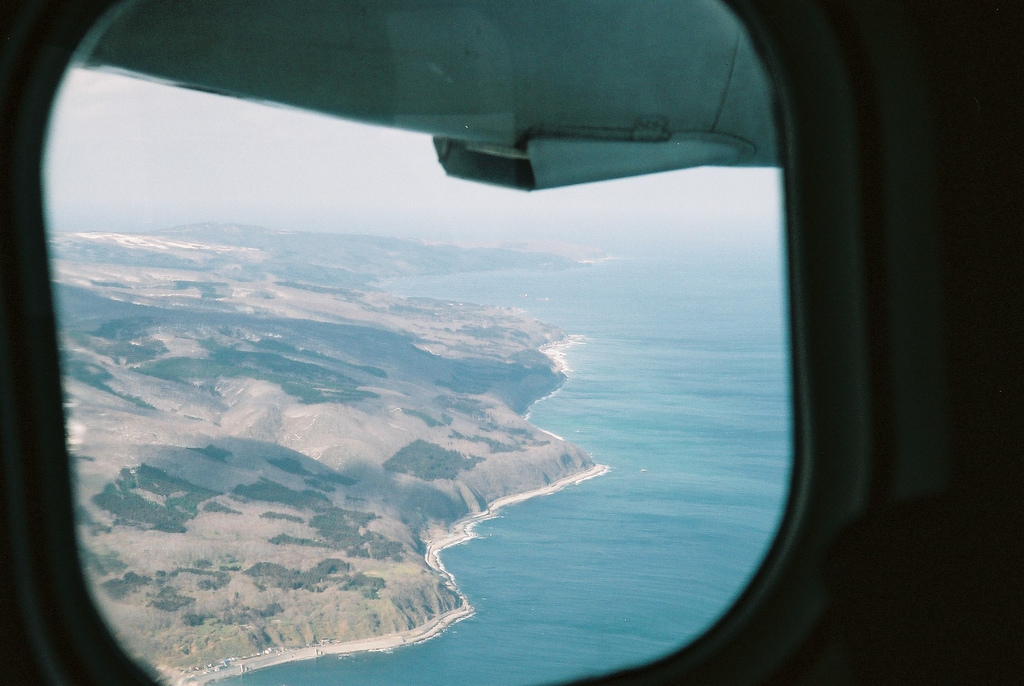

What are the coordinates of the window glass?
(44, 3, 790, 684)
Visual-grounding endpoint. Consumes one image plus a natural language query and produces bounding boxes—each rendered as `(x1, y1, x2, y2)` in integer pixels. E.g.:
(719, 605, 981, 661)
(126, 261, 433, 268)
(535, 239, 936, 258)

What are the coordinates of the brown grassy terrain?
(55, 227, 596, 678)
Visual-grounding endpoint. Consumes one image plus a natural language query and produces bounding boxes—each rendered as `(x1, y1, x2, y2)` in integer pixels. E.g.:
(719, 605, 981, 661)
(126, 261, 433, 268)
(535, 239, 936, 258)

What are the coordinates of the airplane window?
(42, 2, 790, 685)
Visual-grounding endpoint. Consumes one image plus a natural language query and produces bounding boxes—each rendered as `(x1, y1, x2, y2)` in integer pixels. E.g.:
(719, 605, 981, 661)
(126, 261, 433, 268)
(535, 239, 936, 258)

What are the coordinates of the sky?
(43, 68, 784, 255)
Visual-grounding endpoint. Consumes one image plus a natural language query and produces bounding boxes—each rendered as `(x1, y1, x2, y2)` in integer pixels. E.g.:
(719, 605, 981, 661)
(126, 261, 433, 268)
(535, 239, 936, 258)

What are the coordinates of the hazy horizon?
(43, 68, 783, 257)
(51, 62, 790, 685)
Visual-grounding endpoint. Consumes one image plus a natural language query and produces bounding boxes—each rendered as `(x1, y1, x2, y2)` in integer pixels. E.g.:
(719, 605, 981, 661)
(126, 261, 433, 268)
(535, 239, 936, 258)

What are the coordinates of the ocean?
(224, 242, 791, 686)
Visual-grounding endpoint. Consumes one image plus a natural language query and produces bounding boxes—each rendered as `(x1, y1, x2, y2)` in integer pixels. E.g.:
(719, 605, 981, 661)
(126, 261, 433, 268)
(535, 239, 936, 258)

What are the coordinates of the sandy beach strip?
(173, 462, 609, 686)
(173, 603, 475, 686)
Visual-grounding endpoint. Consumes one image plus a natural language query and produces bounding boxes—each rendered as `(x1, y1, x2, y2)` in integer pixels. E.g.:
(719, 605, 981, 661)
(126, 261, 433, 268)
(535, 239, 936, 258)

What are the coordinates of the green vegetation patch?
(217, 602, 284, 626)
(80, 548, 127, 576)
(93, 317, 153, 340)
(63, 355, 155, 408)
(169, 567, 231, 591)
(276, 281, 353, 296)
(92, 483, 189, 532)
(93, 464, 218, 533)
(384, 440, 483, 481)
(360, 533, 405, 561)
(269, 534, 329, 548)
(255, 504, 403, 559)
(260, 511, 304, 523)
(401, 408, 449, 427)
(438, 358, 562, 414)
(304, 478, 335, 492)
(243, 559, 385, 597)
(149, 586, 196, 611)
(129, 464, 218, 512)
(136, 343, 378, 404)
(266, 457, 358, 490)
(321, 471, 357, 486)
(188, 445, 232, 462)
(202, 500, 241, 515)
(84, 317, 169, 364)
(102, 571, 152, 600)
(243, 558, 351, 592)
(267, 456, 311, 476)
(437, 395, 486, 418)
(252, 337, 300, 353)
(340, 572, 387, 599)
(449, 430, 521, 453)
(307, 507, 377, 554)
(172, 280, 228, 299)
(261, 602, 283, 617)
(92, 337, 168, 365)
(60, 354, 108, 393)
(253, 338, 388, 378)
(232, 479, 330, 510)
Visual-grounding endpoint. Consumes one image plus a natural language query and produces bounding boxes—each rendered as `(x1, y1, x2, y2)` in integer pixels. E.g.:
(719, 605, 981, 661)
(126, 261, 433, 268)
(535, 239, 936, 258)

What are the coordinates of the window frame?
(0, 0, 930, 684)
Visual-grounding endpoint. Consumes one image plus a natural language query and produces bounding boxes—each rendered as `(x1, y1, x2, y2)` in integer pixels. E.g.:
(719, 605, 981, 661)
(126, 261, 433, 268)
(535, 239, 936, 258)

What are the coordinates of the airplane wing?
(81, 0, 777, 189)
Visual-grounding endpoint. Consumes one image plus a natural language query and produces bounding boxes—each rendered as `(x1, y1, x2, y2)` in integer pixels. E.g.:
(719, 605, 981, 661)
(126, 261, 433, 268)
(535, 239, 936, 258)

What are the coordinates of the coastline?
(527, 334, 587, 428)
(173, 462, 609, 686)
(424, 462, 611, 581)
(540, 334, 587, 375)
(170, 331, 599, 685)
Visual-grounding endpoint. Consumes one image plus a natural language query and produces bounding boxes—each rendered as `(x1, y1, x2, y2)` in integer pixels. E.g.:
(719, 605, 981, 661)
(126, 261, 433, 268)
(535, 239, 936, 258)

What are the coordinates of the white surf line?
(174, 464, 609, 686)
(536, 426, 567, 441)
(427, 462, 611, 567)
(539, 334, 587, 375)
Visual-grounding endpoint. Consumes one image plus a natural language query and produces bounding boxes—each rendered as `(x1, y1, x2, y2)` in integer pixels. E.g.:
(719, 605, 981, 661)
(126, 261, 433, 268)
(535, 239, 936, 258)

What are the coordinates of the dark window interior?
(0, 2, 1020, 686)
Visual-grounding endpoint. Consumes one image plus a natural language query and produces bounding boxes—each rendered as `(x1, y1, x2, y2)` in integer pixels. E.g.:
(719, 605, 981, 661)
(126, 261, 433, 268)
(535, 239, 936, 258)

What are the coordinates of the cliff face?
(54, 226, 595, 674)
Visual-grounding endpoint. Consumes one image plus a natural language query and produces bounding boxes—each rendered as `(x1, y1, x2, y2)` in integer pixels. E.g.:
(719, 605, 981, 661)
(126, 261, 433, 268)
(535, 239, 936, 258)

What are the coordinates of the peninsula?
(51, 225, 606, 683)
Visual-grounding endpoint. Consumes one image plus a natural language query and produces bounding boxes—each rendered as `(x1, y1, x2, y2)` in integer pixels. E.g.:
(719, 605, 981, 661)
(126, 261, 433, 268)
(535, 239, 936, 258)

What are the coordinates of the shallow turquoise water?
(226, 244, 791, 686)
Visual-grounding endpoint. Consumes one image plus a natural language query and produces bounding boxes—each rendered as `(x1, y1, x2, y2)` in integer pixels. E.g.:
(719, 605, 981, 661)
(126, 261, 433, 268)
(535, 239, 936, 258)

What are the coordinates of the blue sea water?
(226, 242, 791, 686)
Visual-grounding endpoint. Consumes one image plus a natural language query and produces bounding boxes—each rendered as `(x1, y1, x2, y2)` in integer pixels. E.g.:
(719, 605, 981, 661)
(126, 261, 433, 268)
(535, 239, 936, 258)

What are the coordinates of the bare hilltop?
(51, 225, 602, 681)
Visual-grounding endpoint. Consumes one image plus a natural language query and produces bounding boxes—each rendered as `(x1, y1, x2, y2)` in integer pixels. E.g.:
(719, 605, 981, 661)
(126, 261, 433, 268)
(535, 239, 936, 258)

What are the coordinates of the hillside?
(52, 225, 598, 679)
